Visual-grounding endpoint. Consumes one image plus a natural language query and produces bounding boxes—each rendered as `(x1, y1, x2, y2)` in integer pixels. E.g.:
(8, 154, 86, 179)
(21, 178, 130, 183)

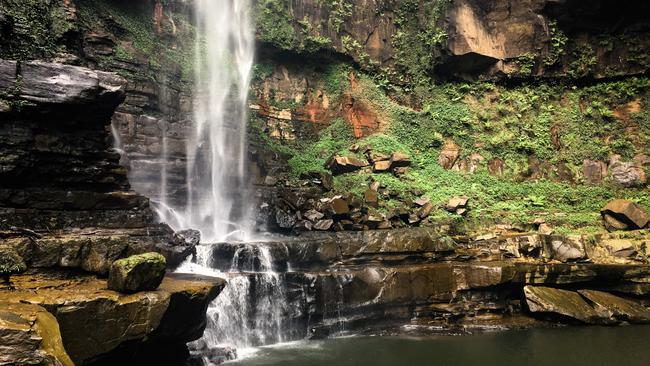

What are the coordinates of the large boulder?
(523, 286, 606, 323)
(609, 155, 646, 187)
(601, 199, 650, 231)
(108, 252, 167, 293)
(578, 290, 650, 323)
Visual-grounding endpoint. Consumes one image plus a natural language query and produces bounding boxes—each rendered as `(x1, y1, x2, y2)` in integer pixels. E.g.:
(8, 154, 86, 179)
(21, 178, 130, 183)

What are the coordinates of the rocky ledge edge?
(0, 272, 225, 366)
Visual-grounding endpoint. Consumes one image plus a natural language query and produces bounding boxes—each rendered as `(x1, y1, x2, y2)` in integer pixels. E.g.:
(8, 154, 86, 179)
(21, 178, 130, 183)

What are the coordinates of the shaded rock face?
(524, 286, 650, 324)
(0, 59, 195, 270)
(1, 272, 225, 365)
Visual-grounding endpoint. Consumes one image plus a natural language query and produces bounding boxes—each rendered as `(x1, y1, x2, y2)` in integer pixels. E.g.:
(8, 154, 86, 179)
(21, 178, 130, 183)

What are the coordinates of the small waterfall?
(155, 0, 255, 243)
(202, 245, 290, 349)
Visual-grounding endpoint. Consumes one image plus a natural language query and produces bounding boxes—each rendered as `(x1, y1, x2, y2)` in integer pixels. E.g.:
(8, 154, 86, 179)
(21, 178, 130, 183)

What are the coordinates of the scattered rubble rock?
(313, 219, 334, 231)
(438, 140, 461, 170)
(326, 155, 368, 175)
(601, 199, 650, 231)
(108, 252, 167, 293)
(445, 196, 469, 215)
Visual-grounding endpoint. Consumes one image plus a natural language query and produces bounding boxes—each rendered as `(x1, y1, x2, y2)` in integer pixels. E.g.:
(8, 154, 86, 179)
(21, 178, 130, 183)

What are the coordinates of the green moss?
(0, 0, 72, 59)
(390, 0, 451, 90)
(255, 0, 297, 50)
(324, 0, 353, 33)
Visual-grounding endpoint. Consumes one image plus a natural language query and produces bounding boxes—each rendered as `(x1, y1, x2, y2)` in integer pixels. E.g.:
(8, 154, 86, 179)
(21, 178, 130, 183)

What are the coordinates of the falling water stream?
(156, 0, 255, 243)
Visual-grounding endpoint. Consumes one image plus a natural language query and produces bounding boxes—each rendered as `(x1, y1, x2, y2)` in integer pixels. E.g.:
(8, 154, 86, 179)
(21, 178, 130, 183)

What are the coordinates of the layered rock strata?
(1, 272, 225, 365)
(206, 227, 650, 339)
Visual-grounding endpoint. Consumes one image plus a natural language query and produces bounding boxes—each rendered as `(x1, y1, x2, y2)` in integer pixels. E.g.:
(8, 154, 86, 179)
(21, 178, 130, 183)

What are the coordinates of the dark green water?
(229, 326, 650, 366)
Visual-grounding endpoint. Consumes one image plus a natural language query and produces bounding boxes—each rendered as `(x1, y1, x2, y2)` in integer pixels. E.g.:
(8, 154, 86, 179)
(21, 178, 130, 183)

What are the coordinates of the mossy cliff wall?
(249, 0, 650, 234)
(2, 0, 648, 234)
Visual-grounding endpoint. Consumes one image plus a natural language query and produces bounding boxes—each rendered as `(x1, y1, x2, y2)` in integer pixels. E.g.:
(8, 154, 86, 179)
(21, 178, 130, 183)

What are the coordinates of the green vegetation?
(0, 0, 73, 59)
(390, 0, 451, 90)
(544, 20, 568, 66)
(255, 0, 297, 50)
(255, 60, 650, 233)
(76, 0, 198, 81)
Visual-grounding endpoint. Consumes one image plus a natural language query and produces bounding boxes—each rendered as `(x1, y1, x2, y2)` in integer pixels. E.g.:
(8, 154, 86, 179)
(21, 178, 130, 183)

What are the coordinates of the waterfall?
(166, 0, 298, 357)
(154, 0, 255, 243)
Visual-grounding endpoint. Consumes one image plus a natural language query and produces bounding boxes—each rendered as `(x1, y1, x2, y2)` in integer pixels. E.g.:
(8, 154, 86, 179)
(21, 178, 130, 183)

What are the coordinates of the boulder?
(523, 286, 605, 323)
(583, 160, 608, 184)
(326, 155, 368, 175)
(601, 199, 650, 230)
(313, 219, 334, 231)
(0, 301, 74, 366)
(609, 155, 645, 187)
(389, 152, 411, 168)
(578, 290, 650, 323)
(438, 140, 460, 170)
(108, 252, 167, 293)
(545, 237, 585, 262)
(373, 160, 392, 172)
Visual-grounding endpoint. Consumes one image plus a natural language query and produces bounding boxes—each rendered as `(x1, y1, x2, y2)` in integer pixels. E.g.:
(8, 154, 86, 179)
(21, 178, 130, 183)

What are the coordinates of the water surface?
(229, 326, 650, 366)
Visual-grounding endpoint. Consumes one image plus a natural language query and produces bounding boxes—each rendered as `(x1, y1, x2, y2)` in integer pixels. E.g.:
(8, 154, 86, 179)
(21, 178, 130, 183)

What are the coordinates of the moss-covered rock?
(108, 252, 166, 293)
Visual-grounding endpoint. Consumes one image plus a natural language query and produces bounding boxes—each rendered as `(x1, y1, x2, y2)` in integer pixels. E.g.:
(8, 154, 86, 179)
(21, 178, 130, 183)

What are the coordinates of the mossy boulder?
(108, 252, 166, 293)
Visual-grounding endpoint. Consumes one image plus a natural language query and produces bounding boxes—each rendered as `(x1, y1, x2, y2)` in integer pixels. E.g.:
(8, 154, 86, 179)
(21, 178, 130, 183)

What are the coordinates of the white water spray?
(155, 0, 255, 243)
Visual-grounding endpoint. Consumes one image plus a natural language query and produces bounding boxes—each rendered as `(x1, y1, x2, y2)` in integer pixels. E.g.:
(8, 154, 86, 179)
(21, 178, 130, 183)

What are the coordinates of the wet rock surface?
(202, 228, 650, 343)
(0, 301, 73, 366)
